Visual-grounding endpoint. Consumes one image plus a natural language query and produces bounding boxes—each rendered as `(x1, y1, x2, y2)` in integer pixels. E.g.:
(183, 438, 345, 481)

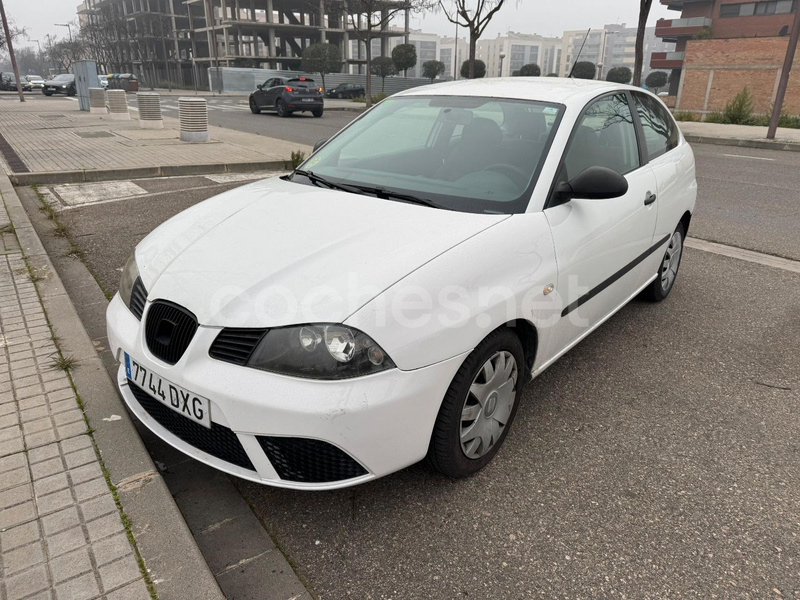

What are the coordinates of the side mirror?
(313, 138, 328, 152)
(256, 84, 262, 90)
(554, 166, 628, 203)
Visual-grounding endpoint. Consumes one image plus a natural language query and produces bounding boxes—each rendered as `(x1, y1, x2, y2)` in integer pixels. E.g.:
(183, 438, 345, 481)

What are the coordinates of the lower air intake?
(256, 436, 367, 483)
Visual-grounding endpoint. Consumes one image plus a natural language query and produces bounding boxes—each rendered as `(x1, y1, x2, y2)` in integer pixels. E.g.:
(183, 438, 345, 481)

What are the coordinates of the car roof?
(396, 77, 648, 106)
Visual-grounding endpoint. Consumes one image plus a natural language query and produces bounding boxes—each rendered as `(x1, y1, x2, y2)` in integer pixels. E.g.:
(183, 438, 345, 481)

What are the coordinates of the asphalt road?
(28, 143, 800, 599)
(156, 96, 360, 146)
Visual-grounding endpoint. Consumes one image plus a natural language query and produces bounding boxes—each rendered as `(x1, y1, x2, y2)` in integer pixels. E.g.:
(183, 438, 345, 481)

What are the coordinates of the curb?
(683, 134, 800, 152)
(8, 161, 289, 186)
(0, 174, 226, 600)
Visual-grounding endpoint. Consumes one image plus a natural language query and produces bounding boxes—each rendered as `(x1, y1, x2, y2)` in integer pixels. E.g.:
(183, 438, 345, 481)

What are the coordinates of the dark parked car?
(42, 74, 76, 96)
(326, 82, 365, 99)
(249, 76, 323, 118)
(0, 73, 28, 91)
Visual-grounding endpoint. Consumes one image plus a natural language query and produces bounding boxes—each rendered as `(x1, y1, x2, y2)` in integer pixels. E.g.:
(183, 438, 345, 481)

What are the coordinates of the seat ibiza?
(107, 79, 696, 490)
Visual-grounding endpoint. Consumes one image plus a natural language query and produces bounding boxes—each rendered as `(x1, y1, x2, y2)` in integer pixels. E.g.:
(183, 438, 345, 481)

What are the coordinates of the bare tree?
(633, 0, 653, 87)
(329, 0, 429, 106)
(438, 0, 510, 79)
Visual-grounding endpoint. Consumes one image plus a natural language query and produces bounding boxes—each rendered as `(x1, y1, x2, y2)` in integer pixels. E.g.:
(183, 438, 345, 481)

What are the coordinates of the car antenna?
(568, 28, 592, 78)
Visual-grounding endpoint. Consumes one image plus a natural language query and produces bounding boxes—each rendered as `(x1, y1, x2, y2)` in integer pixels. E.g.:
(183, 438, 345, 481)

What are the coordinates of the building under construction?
(77, 0, 410, 87)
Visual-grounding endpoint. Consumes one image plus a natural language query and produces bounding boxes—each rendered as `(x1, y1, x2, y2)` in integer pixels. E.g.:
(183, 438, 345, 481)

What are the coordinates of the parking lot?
(20, 143, 800, 598)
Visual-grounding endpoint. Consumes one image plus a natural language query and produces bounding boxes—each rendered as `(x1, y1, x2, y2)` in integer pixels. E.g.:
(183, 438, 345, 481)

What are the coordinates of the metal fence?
(207, 67, 436, 95)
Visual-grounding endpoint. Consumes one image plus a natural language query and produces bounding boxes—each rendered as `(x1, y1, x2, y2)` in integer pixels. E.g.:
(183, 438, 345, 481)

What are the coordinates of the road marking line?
(686, 237, 800, 274)
(722, 153, 775, 161)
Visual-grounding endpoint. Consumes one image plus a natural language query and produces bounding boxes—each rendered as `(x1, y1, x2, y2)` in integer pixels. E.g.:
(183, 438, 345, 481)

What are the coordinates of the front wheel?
(249, 97, 261, 114)
(427, 328, 525, 479)
(336, 92, 343, 99)
(43, 91, 52, 96)
(276, 99, 290, 118)
(67, 87, 76, 96)
(640, 223, 685, 302)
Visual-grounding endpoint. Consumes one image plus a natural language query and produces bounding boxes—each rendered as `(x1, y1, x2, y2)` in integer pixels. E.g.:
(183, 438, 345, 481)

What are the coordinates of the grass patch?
(290, 150, 306, 170)
(0, 223, 14, 234)
(673, 110, 697, 122)
(51, 354, 78, 372)
(52, 223, 70, 238)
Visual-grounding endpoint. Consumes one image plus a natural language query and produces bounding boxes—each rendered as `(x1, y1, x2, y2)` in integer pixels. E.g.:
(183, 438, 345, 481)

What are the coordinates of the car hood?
(137, 177, 508, 327)
(44, 79, 72, 85)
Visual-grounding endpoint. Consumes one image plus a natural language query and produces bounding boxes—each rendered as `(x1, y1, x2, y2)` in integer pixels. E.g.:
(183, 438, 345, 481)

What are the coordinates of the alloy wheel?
(460, 351, 518, 459)
(661, 230, 683, 292)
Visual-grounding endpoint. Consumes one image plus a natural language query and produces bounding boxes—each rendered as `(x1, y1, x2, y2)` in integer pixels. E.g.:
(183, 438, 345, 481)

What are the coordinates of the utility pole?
(767, 6, 800, 140)
(0, 0, 25, 102)
(205, 0, 221, 93)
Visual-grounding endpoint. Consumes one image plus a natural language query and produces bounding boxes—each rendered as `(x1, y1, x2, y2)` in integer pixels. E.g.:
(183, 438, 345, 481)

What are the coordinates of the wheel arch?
(505, 319, 538, 379)
(680, 210, 692, 236)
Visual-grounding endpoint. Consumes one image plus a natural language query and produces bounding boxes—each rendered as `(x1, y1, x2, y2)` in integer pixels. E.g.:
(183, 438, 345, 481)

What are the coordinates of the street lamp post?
(0, 0, 24, 102)
(499, 51, 506, 77)
(597, 62, 604, 80)
(55, 23, 73, 42)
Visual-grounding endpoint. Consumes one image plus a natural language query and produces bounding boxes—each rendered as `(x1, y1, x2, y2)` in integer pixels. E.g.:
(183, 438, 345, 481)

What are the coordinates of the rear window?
(288, 78, 316, 88)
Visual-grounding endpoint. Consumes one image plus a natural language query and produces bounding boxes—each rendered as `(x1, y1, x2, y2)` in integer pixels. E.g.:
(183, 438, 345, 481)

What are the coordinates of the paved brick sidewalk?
(0, 95, 309, 177)
(0, 202, 150, 599)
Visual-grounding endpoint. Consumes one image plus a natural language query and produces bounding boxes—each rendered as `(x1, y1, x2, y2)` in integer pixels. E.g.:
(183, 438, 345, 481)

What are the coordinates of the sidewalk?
(678, 120, 800, 151)
(1, 199, 151, 598)
(0, 95, 311, 184)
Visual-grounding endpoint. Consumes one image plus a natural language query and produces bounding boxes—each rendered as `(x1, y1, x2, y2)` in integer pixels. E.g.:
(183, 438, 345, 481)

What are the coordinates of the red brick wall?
(713, 0, 796, 38)
(677, 38, 800, 115)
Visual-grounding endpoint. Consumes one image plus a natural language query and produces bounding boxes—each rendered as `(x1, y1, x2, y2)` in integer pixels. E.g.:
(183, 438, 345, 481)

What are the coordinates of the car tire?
(67, 87, 76, 96)
(640, 222, 685, 302)
(276, 99, 290, 118)
(427, 327, 526, 479)
(249, 97, 261, 114)
(312, 109, 323, 118)
(336, 92, 343, 99)
(43, 91, 52, 96)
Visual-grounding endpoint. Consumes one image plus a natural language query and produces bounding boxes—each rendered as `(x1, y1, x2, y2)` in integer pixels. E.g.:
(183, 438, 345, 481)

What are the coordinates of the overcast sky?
(6, 0, 674, 51)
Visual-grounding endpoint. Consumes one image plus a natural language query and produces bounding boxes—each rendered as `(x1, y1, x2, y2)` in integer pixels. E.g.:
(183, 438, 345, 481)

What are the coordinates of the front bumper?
(106, 294, 465, 490)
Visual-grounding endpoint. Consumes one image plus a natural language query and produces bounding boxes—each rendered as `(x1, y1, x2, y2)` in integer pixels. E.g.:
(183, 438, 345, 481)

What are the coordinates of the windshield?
(288, 78, 316, 88)
(53, 74, 73, 81)
(296, 95, 564, 214)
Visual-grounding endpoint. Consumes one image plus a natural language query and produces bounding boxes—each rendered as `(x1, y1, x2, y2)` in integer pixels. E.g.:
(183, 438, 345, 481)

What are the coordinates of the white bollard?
(89, 88, 107, 115)
(107, 90, 130, 120)
(179, 97, 209, 142)
(137, 92, 163, 129)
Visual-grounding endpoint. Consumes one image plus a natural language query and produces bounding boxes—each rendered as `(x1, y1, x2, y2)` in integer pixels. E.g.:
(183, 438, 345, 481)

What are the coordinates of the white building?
(477, 32, 563, 78)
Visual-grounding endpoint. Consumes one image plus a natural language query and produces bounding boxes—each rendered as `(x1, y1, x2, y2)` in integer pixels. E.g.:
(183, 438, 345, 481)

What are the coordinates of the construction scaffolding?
(77, 0, 410, 89)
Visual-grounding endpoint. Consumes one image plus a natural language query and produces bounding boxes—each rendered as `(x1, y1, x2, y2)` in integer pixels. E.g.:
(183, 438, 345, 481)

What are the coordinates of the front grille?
(144, 301, 198, 365)
(129, 277, 147, 321)
(256, 436, 367, 483)
(128, 381, 255, 471)
(209, 328, 267, 366)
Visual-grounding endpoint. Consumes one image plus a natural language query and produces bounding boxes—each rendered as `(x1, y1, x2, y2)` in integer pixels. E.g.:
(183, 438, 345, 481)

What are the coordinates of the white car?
(98, 74, 108, 88)
(107, 78, 696, 490)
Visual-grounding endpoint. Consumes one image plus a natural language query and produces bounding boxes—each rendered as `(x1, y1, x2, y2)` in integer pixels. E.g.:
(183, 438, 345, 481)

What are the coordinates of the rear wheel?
(427, 328, 525, 479)
(640, 223, 685, 302)
(249, 97, 261, 114)
(276, 99, 290, 118)
(312, 109, 323, 118)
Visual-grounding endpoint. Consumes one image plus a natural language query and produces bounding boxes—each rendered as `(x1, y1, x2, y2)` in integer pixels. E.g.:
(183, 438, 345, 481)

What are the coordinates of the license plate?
(125, 353, 211, 428)
(302, 98, 315, 102)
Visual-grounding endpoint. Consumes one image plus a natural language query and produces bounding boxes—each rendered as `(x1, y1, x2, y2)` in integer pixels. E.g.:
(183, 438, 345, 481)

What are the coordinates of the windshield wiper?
(293, 169, 361, 194)
(348, 185, 444, 210)
(293, 170, 443, 210)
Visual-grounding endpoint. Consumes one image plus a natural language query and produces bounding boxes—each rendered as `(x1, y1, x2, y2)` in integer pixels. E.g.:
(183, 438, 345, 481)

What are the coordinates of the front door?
(543, 92, 659, 359)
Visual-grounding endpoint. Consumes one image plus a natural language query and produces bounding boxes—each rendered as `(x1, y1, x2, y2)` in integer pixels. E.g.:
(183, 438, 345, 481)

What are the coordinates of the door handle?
(644, 192, 657, 206)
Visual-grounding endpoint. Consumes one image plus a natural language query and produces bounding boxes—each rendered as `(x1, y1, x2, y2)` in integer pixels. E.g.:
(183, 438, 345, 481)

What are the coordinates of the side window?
(562, 93, 640, 180)
(633, 92, 678, 160)
(262, 79, 273, 88)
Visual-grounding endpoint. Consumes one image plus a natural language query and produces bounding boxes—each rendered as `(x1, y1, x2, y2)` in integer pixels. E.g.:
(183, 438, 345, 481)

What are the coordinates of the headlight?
(247, 324, 395, 380)
(61, 85, 67, 88)
(119, 254, 140, 312)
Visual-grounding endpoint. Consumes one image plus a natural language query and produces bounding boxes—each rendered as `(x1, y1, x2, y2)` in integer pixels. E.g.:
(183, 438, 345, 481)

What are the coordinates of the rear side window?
(633, 92, 678, 160)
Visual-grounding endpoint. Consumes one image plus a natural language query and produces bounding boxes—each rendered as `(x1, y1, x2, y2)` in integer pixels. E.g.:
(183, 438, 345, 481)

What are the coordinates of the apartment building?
(653, 0, 797, 94)
(561, 24, 672, 80)
(77, 0, 410, 86)
(477, 32, 563, 77)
